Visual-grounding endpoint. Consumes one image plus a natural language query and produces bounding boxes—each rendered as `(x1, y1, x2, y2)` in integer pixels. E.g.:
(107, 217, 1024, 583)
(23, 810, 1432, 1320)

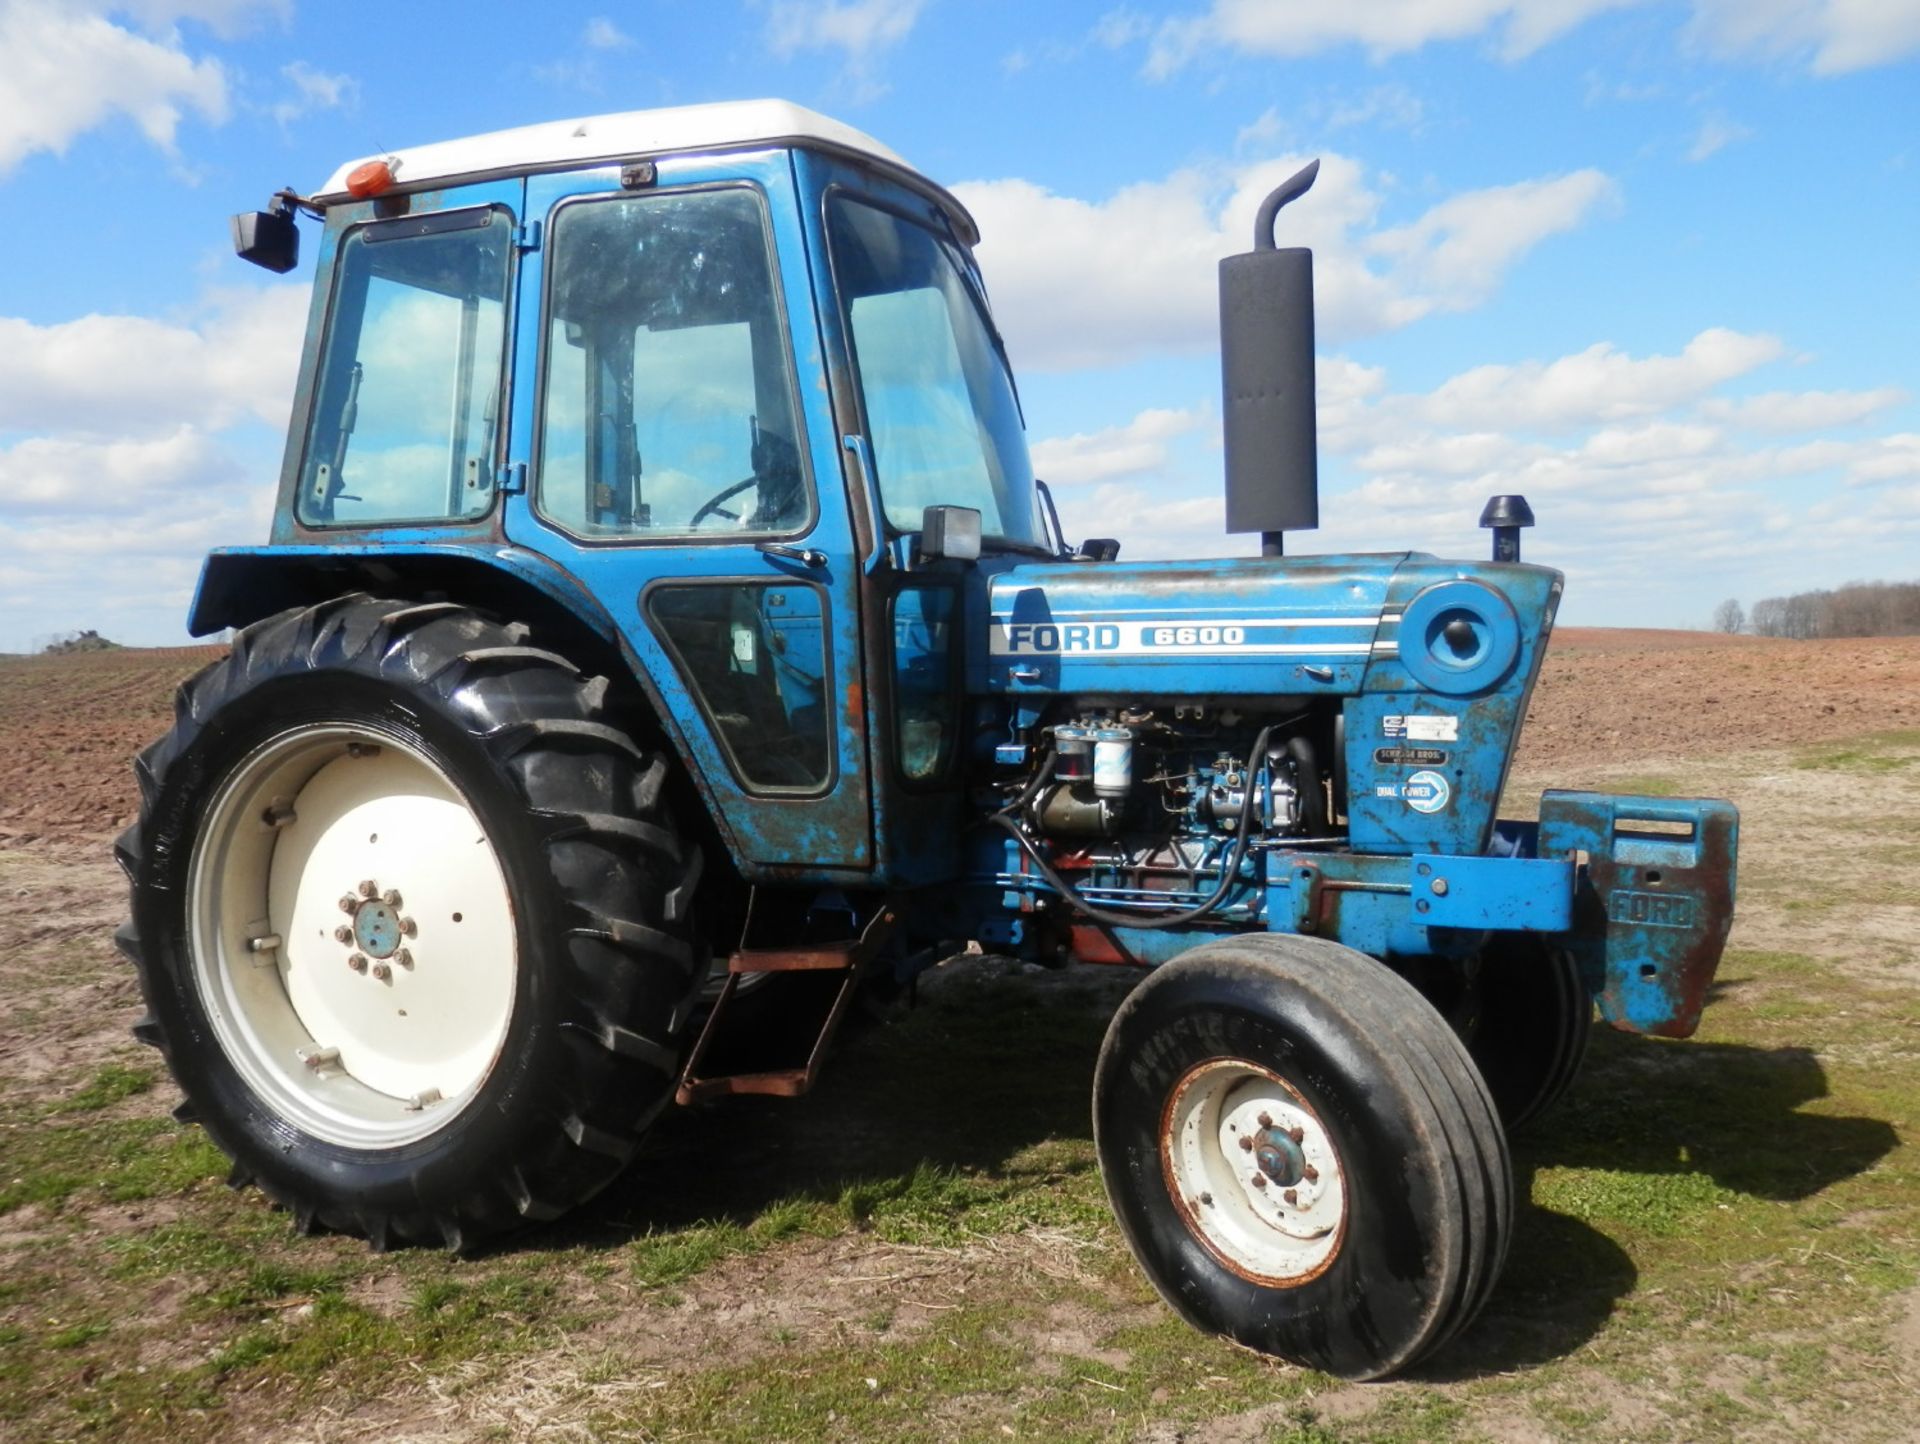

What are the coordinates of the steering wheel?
(689, 476, 759, 529)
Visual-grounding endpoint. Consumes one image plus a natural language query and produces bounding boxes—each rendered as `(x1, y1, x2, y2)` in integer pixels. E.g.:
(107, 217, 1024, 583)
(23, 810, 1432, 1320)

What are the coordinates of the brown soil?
(4, 634, 1917, 851)
(1518, 632, 1920, 772)
(0, 646, 223, 847)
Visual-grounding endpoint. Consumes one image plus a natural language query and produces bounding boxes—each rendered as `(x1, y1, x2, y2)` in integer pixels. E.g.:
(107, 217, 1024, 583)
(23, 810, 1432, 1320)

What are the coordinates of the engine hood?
(969, 551, 1561, 702)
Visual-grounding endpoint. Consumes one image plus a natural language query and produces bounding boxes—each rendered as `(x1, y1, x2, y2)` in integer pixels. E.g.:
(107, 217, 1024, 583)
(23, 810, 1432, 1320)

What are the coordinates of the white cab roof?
(318, 98, 915, 199)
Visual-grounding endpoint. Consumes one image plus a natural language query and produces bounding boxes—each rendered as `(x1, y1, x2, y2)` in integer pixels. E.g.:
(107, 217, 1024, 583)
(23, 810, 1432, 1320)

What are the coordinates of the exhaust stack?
(1220, 159, 1321, 558)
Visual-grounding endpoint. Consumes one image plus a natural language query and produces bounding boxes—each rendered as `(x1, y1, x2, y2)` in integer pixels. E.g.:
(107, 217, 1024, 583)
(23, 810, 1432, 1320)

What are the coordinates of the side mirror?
(919, 505, 982, 564)
(231, 208, 299, 273)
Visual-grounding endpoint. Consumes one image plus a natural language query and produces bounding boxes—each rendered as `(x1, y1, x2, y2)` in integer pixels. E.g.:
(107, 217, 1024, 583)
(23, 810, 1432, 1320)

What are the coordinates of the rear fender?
(188, 544, 752, 875)
(1537, 790, 1740, 1039)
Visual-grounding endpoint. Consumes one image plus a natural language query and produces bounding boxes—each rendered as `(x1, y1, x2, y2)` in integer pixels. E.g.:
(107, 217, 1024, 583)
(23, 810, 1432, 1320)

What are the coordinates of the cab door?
(502, 152, 873, 874)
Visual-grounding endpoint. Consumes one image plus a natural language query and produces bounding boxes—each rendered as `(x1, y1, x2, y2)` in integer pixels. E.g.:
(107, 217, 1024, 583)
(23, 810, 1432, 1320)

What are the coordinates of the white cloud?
(0, 426, 237, 512)
(0, 284, 298, 649)
(959, 152, 1617, 372)
(1687, 111, 1752, 161)
(1145, 0, 1649, 74)
(1139, 0, 1920, 76)
(1366, 169, 1617, 302)
(271, 60, 357, 127)
(583, 15, 633, 50)
(1030, 407, 1209, 487)
(1687, 0, 1920, 74)
(0, 0, 234, 174)
(764, 0, 925, 98)
(0, 286, 307, 439)
(1408, 328, 1785, 433)
(1037, 335, 1919, 626)
(1701, 387, 1907, 431)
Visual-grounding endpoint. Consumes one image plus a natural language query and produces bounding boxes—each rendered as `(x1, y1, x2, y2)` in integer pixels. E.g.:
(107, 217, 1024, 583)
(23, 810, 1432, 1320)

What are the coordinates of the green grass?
(4, 740, 1920, 1442)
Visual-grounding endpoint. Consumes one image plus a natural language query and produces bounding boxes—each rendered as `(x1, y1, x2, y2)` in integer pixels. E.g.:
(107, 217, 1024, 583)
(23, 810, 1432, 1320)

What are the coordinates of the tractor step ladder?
(675, 904, 898, 1105)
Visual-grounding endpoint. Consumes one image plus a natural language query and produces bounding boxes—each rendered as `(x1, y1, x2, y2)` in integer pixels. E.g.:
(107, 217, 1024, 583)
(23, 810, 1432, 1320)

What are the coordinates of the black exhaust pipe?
(1220, 159, 1321, 557)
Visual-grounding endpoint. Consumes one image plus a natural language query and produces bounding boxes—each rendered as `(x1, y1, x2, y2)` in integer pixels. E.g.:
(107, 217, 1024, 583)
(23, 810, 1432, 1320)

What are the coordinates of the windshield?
(299, 208, 512, 527)
(826, 197, 1044, 548)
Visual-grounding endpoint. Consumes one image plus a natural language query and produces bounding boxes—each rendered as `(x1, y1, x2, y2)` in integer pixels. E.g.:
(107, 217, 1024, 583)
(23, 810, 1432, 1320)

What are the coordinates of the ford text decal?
(990, 617, 1380, 658)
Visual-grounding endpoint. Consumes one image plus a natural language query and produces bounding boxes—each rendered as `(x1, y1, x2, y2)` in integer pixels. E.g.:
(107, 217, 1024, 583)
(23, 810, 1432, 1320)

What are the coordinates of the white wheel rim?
(188, 724, 518, 1148)
(1161, 1058, 1348, 1286)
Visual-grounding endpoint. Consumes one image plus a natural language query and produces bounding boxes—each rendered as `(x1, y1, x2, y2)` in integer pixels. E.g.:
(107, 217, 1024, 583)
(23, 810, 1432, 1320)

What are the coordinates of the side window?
(892, 585, 958, 782)
(538, 189, 810, 540)
(647, 584, 831, 793)
(299, 209, 512, 526)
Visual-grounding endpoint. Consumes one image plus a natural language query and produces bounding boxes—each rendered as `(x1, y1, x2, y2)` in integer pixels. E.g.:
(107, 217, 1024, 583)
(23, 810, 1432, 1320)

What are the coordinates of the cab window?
(538, 188, 810, 540)
(299, 208, 512, 527)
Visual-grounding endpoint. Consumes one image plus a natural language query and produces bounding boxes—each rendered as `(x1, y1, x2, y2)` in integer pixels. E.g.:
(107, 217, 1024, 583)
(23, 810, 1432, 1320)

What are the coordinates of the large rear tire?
(1093, 933, 1512, 1380)
(115, 595, 702, 1250)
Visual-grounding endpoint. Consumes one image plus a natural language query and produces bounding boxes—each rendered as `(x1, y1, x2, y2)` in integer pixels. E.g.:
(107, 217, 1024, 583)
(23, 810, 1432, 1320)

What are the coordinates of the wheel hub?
(350, 894, 410, 960)
(1162, 1058, 1348, 1286)
(1253, 1125, 1306, 1187)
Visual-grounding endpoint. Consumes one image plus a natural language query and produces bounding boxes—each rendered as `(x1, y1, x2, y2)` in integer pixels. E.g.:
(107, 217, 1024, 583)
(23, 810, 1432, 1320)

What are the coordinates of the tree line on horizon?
(1714, 581, 1920, 639)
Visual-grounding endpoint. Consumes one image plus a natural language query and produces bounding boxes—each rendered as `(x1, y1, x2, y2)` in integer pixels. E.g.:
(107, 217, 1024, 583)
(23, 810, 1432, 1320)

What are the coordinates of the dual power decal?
(1374, 769, 1453, 814)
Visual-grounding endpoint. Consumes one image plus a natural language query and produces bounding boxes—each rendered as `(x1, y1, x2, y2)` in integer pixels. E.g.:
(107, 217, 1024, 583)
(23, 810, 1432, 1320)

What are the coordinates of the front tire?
(1465, 934, 1592, 1132)
(1093, 934, 1512, 1379)
(115, 596, 702, 1249)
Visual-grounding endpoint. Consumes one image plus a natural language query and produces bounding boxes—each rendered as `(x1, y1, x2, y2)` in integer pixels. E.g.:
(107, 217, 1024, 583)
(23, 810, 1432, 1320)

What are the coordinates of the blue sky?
(0, 0, 1916, 649)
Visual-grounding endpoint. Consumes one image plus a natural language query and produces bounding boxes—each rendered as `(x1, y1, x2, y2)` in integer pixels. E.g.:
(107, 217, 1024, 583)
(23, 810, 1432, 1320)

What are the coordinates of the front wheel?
(115, 596, 703, 1250)
(1093, 934, 1512, 1379)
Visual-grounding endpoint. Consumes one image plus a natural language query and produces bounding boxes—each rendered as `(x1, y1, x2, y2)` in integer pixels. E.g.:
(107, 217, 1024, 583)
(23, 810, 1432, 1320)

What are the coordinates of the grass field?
(1, 718, 1916, 1440)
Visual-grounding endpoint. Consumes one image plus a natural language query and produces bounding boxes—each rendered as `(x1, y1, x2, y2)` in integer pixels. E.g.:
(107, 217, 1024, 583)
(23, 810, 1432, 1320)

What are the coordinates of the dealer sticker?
(1375, 746, 1449, 767)
(1384, 714, 1460, 742)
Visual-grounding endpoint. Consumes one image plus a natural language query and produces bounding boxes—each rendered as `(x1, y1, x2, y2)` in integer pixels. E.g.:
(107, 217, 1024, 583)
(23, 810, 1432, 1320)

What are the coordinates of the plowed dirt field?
(2, 630, 1918, 1444)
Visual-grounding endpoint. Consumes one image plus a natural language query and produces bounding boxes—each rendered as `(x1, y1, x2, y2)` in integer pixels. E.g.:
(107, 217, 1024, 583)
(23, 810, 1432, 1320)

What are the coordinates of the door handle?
(756, 542, 827, 568)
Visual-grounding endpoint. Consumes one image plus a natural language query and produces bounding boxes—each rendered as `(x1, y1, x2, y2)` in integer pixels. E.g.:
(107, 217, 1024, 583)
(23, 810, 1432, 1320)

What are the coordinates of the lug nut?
(1288, 1125, 1305, 1144)
(399, 917, 418, 938)
(1257, 1112, 1273, 1128)
(1238, 1135, 1254, 1152)
(334, 925, 354, 944)
(371, 961, 391, 982)
(1303, 1164, 1319, 1183)
(347, 953, 368, 973)
(358, 879, 379, 898)
(339, 895, 359, 915)
(1251, 1174, 1267, 1189)
(1283, 1188, 1299, 1206)
(394, 948, 413, 969)
(383, 889, 403, 908)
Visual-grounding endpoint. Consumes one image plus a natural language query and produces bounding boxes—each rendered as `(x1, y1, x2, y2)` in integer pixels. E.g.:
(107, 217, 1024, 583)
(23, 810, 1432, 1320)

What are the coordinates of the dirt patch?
(0, 646, 223, 848)
(1517, 633, 1920, 773)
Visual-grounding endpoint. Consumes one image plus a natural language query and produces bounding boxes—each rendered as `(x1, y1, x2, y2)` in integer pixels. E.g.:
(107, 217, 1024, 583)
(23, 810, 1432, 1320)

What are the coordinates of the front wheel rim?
(187, 724, 518, 1149)
(1160, 1057, 1349, 1286)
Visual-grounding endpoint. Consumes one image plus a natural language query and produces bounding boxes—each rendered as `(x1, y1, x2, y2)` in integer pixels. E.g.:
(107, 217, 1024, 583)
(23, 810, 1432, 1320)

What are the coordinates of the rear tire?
(1093, 933, 1512, 1380)
(115, 595, 702, 1250)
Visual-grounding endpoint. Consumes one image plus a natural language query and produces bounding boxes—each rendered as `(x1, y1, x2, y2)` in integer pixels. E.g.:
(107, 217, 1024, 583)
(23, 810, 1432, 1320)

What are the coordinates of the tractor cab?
(214, 100, 1044, 880)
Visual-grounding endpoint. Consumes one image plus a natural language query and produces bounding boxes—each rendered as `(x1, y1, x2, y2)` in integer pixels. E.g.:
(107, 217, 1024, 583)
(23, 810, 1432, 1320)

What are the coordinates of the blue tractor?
(119, 101, 1739, 1379)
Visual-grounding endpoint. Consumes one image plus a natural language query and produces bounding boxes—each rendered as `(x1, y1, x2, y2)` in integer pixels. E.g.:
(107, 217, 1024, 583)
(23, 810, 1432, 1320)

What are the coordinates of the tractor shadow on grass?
(532, 960, 1898, 1382)
(1414, 1024, 1900, 1380)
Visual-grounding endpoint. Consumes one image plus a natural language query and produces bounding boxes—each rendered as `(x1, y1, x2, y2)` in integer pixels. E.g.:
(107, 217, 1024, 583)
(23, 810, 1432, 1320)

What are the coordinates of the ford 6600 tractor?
(118, 100, 1739, 1379)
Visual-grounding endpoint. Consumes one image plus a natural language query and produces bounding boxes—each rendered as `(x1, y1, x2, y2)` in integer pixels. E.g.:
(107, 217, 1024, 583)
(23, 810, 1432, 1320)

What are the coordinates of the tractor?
(118, 99, 1739, 1380)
